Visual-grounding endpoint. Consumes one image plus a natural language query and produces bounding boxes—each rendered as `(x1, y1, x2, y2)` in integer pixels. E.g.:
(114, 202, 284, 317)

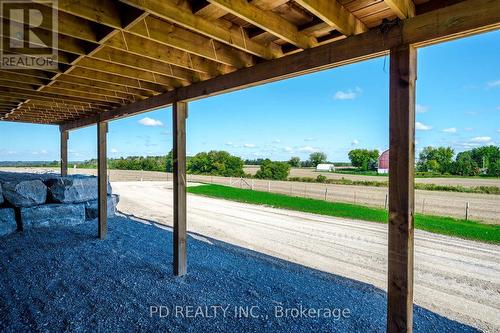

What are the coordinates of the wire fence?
(186, 174, 500, 223)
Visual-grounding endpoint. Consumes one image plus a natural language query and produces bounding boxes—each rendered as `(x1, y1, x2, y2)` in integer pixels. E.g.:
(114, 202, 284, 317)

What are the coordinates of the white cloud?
(298, 146, 320, 153)
(415, 122, 432, 131)
(351, 139, 359, 146)
(243, 143, 256, 148)
(416, 104, 429, 113)
(272, 139, 281, 143)
(304, 137, 317, 142)
(487, 80, 500, 87)
(138, 117, 163, 127)
(225, 141, 233, 146)
(282, 146, 294, 153)
(464, 127, 473, 131)
(111, 148, 119, 153)
(32, 149, 48, 155)
(334, 87, 362, 100)
(442, 127, 457, 133)
(497, 129, 500, 133)
(469, 136, 491, 143)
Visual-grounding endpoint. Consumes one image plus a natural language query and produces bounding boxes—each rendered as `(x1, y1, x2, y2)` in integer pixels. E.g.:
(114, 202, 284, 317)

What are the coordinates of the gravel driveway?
(113, 181, 500, 332)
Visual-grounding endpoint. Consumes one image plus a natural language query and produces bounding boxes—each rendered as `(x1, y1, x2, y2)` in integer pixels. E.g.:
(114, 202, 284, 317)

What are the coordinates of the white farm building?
(316, 164, 335, 172)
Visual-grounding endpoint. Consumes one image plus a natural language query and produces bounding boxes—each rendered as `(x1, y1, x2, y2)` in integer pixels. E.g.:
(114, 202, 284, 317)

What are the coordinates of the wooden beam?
(66, 67, 166, 93)
(1, 4, 100, 43)
(0, 87, 117, 108)
(207, 0, 316, 49)
(173, 101, 187, 276)
(384, 0, 415, 19)
(60, 0, 500, 131)
(128, 16, 255, 68)
(54, 0, 123, 29)
(91, 47, 202, 82)
(294, 0, 368, 36)
(97, 122, 108, 240)
(120, 0, 282, 59)
(60, 129, 69, 176)
(387, 43, 416, 333)
(105, 30, 226, 76)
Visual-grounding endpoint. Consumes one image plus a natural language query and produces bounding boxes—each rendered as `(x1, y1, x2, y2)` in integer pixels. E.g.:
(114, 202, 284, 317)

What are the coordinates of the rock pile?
(0, 172, 119, 236)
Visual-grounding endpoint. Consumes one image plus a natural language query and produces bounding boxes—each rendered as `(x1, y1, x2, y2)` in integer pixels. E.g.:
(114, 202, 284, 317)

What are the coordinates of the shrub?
(316, 175, 327, 183)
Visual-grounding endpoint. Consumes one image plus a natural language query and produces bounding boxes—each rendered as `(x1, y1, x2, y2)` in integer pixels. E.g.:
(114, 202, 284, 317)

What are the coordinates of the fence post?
(422, 198, 426, 214)
(251, 179, 254, 190)
(268, 181, 271, 192)
(354, 192, 356, 204)
(324, 187, 328, 201)
(385, 193, 388, 210)
(465, 202, 469, 220)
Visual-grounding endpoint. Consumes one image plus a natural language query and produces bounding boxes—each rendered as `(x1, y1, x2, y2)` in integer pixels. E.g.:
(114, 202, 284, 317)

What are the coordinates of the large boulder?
(46, 176, 112, 204)
(2, 180, 47, 207)
(84, 194, 120, 220)
(0, 208, 16, 236)
(20, 204, 86, 228)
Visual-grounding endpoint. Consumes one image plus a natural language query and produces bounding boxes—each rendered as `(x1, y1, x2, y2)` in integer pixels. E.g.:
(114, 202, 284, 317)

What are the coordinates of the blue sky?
(0, 30, 499, 162)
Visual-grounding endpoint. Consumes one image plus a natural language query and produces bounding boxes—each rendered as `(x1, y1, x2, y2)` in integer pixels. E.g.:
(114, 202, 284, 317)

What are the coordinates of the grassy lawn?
(187, 184, 500, 244)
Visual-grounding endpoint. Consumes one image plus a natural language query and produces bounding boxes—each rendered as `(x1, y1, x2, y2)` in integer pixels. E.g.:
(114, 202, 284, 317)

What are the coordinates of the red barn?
(378, 149, 389, 174)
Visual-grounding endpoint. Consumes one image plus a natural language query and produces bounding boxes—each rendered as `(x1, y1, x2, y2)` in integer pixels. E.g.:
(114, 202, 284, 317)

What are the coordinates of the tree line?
(344, 145, 500, 176)
(65, 144, 499, 179)
(417, 145, 500, 176)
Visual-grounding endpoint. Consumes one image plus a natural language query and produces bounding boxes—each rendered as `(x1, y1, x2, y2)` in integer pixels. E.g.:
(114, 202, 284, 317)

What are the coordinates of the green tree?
(468, 145, 500, 172)
(452, 151, 480, 176)
(288, 156, 301, 167)
(487, 159, 500, 177)
(187, 150, 244, 177)
(254, 159, 291, 180)
(348, 149, 379, 171)
(417, 146, 454, 174)
(309, 152, 327, 167)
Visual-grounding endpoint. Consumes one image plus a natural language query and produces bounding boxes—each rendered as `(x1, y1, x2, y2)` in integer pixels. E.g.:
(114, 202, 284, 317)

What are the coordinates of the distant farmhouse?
(378, 149, 389, 174)
(316, 163, 335, 172)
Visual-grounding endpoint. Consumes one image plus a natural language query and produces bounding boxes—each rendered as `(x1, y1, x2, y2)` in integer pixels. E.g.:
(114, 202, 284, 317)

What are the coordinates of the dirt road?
(113, 181, 500, 332)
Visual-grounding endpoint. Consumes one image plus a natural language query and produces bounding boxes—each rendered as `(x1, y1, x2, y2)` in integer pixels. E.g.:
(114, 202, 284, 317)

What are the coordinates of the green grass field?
(187, 184, 500, 244)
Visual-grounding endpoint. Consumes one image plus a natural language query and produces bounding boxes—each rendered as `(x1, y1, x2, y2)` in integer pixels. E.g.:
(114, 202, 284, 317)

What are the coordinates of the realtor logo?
(1, 0, 58, 69)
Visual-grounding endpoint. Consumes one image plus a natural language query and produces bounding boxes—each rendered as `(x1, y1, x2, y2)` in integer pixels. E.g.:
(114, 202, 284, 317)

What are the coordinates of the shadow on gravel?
(0, 216, 479, 332)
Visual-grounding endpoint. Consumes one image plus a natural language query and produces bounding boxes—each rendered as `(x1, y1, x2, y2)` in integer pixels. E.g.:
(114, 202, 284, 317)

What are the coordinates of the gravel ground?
(112, 181, 500, 332)
(0, 217, 480, 332)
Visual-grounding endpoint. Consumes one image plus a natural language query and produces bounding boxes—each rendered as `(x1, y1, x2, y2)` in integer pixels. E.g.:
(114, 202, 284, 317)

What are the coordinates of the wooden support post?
(387, 44, 416, 333)
(97, 122, 108, 240)
(173, 101, 187, 276)
(60, 129, 68, 176)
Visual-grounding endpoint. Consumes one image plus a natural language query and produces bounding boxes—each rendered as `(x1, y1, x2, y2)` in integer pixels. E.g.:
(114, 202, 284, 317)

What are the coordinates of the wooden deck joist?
(59, 0, 500, 132)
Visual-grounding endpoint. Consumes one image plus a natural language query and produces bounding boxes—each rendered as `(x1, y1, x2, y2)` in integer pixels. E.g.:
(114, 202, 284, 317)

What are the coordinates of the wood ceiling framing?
(0, 0, 495, 125)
